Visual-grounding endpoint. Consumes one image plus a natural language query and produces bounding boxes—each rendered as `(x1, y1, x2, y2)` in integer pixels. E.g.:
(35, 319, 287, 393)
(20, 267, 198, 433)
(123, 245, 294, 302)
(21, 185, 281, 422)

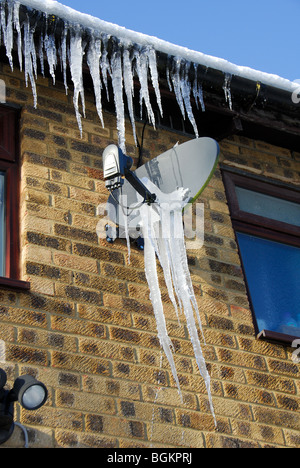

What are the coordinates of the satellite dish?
(104, 137, 219, 242)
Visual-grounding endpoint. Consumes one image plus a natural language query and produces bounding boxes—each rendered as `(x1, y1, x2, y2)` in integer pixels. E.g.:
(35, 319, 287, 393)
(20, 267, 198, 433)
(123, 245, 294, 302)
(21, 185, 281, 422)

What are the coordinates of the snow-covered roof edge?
(1, 0, 299, 152)
(18, 0, 298, 93)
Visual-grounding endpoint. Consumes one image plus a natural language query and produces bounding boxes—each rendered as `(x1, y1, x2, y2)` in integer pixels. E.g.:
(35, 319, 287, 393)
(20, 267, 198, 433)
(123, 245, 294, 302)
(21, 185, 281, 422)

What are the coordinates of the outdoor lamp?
(11, 374, 48, 411)
(0, 369, 48, 445)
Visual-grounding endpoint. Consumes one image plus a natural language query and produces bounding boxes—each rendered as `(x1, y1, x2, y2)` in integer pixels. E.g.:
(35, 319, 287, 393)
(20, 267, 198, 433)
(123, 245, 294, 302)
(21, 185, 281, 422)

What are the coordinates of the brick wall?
(0, 63, 299, 448)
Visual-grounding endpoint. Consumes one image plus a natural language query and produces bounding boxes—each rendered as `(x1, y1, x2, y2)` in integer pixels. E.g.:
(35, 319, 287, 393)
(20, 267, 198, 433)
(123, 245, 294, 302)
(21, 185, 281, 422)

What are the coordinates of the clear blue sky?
(60, 0, 299, 82)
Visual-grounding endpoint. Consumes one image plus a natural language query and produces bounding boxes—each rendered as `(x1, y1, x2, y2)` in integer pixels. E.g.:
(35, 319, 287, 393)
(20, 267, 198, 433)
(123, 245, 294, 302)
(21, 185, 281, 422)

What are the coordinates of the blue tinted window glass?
(0, 172, 5, 277)
(235, 186, 300, 227)
(236, 232, 300, 338)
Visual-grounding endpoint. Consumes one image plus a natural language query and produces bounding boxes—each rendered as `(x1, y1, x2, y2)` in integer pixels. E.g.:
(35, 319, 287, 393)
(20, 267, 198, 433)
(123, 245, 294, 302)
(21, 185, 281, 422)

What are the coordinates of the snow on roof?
(1, 0, 299, 150)
(18, 0, 297, 93)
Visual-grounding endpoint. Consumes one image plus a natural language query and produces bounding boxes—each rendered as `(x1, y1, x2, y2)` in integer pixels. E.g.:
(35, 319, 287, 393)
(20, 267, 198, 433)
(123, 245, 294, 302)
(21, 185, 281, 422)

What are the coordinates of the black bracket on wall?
(105, 224, 144, 250)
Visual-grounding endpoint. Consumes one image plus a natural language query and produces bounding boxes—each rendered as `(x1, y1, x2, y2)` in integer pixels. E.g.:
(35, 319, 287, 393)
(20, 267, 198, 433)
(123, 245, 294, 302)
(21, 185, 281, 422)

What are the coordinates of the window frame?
(0, 170, 5, 275)
(222, 168, 300, 346)
(0, 104, 29, 291)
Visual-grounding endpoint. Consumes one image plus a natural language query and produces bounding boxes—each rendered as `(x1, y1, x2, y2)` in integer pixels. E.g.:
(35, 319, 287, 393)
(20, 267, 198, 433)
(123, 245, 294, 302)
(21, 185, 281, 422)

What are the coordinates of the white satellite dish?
(103, 137, 220, 242)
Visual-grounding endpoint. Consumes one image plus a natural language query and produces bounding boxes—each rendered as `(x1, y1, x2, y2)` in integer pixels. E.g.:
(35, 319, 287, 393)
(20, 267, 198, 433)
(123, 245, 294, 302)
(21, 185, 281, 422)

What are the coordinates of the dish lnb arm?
(124, 169, 156, 205)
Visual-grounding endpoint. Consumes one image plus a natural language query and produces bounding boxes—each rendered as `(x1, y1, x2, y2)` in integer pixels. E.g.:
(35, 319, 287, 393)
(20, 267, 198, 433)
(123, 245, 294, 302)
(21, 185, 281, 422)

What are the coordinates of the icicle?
(0, 3, 5, 48)
(23, 14, 37, 108)
(123, 46, 137, 145)
(158, 237, 182, 326)
(180, 61, 199, 138)
(69, 25, 86, 136)
(87, 33, 104, 128)
(0, 1, 208, 147)
(170, 58, 199, 138)
(100, 34, 111, 102)
(2, 0, 14, 70)
(44, 31, 57, 84)
(137, 179, 216, 423)
(39, 34, 45, 77)
(147, 45, 163, 117)
(134, 46, 156, 128)
(157, 205, 181, 323)
(193, 63, 205, 112)
(0, 0, 14, 70)
(0, 0, 14, 71)
(223, 72, 233, 111)
(31, 35, 38, 80)
(13, 1, 22, 71)
(110, 44, 126, 153)
(60, 22, 68, 94)
(171, 57, 185, 119)
(166, 55, 174, 92)
(140, 201, 182, 401)
(166, 67, 172, 92)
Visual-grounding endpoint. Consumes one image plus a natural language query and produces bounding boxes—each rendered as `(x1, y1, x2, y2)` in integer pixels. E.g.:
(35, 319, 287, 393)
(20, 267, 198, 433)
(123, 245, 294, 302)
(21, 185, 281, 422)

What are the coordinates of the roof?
(15, 0, 298, 93)
(1, 0, 300, 152)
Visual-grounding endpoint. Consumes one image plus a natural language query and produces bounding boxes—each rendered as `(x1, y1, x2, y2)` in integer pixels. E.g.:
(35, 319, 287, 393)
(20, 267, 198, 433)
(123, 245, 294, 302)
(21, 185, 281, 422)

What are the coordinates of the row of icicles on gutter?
(0, 0, 233, 152)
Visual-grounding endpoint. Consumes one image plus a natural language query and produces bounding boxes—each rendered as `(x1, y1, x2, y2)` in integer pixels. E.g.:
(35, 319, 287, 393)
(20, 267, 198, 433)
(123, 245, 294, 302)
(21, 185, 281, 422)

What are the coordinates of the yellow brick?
(50, 170, 93, 190)
(21, 406, 83, 432)
(22, 163, 49, 180)
(56, 387, 116, 414)
(23, 205, 69, 224)
(239, 146, 278, 164)
(232, 419, 285, 445)
(219, 249, 241, 265)
(209, 200, 230, 214)
(28, 277, 55, 296)
(72, 213, 99, 231)
(148, 422, 205, 448)
(22, 139, 48, 155)
(36, 84, 69, 102)
(22, 244, 52, 265)
(22, 188, 50, 206)
(255, 140, 292, 157)
(22, 214, 53, 235)
(53, 252, 98, 274)
(17, 327, 77, 353)
(213, 223, 235, 238)
(219, 141, 240, 155)
(82, 120, 111, 137)
(53, 195, 95, 216)
(94, 180, 108, 194)
(69, 186, 104, 205)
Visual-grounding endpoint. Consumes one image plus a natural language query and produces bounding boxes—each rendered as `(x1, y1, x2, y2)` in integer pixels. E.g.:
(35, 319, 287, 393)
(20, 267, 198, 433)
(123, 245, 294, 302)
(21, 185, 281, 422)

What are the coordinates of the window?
(222, 169, 300, 345)
(0, 104, 29, 290)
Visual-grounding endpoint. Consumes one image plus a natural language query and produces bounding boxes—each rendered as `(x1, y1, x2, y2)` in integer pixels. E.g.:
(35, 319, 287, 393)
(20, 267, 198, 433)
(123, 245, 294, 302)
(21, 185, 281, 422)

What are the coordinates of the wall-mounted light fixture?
(0, 368, 48, 445)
